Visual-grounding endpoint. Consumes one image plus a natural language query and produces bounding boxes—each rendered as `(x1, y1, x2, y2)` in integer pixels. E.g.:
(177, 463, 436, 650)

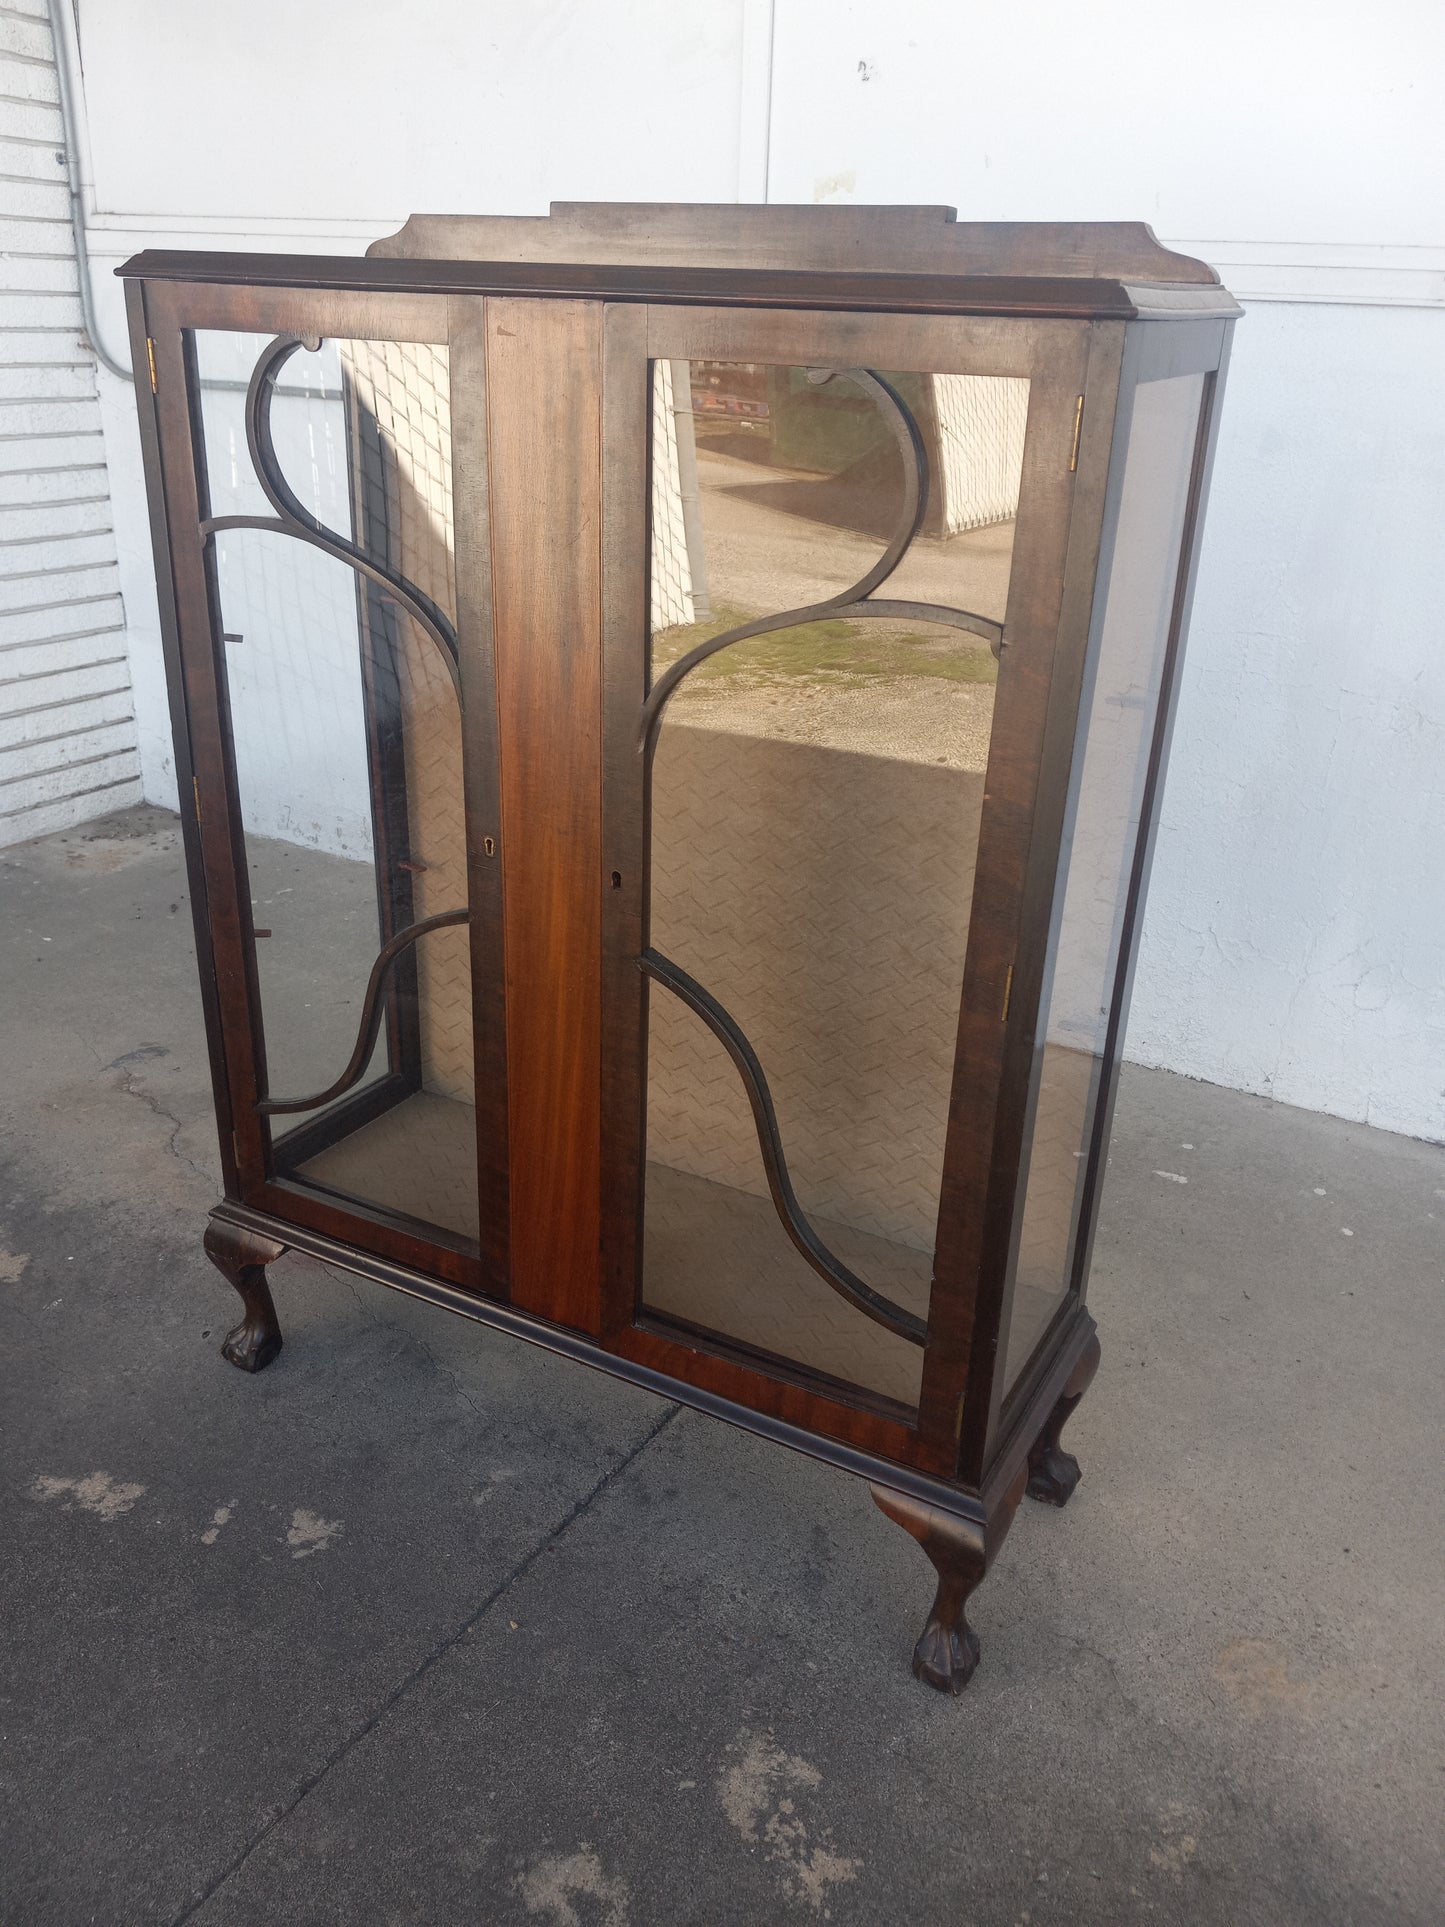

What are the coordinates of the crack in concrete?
(167, 1399, 683, 1927)
(115, 1070, 215, 1191)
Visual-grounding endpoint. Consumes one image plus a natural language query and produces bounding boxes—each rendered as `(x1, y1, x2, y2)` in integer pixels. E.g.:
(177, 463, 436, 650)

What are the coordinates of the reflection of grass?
(653, 603, 998, 689)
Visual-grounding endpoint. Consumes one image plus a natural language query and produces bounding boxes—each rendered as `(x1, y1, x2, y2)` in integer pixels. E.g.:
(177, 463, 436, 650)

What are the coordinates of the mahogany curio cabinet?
(121, 205, 1238, 1692)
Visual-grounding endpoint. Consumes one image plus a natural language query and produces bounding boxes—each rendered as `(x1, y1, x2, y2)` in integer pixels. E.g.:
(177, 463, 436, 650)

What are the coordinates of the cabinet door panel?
(602, 307, 1092, 1466)
(146, 284, 504, 1291)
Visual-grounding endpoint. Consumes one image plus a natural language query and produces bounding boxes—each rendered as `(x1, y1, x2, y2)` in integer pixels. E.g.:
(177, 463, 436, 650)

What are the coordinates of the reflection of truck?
(689, 360, 769, 425)
(651, 357, 1029, 631)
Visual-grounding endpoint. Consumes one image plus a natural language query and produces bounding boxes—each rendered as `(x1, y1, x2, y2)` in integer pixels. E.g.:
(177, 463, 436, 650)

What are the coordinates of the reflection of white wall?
(1047, 376, 1204, 1055)
(64, 0, 1445, 1142)
(195, 337, 374, 859)
(932, 376, 1028, 534)
(649, 359, 694, 632)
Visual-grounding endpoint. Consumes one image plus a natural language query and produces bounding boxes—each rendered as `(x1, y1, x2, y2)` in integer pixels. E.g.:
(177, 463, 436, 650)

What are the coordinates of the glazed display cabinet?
(122, 205, 1237, 1691)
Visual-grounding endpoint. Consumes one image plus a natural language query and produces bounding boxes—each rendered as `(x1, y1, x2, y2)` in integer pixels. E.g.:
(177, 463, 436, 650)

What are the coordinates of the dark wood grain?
(120, 251, 1159, 323)
(953, 321, 1127, 1483)
(448, 297, 511, 1288)
(916, 322, 1102, 1468)
(1026, 1328, 1102, 1504)
(371, 205, 1218, 286)
(127, 216, 1238, 1695)
(872, 1457, 1026, 1692)
(597, 301, 651, 1346)
(204, 1215, 287, 1373)
(485, 297, 604, 1334)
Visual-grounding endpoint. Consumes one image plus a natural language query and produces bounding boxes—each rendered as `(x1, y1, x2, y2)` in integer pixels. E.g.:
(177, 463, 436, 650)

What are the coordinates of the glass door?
(601, 307, 1094, 1469)
(143, 282, 505, 1293)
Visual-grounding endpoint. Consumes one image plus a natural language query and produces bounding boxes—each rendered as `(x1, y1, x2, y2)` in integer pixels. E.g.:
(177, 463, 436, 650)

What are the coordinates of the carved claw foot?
(1027, 1329, 1101, 1507)
(204, 1218, 287, 1374)
(914, 1606, 982, 1694)
(871, 1486, 988, 1694)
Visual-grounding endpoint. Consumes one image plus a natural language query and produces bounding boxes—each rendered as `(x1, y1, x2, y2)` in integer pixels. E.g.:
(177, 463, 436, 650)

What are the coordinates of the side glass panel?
(641, 358, 1028, 1410)
(1003, 371, 1207, 1389)
(193, 330, 479, 1247)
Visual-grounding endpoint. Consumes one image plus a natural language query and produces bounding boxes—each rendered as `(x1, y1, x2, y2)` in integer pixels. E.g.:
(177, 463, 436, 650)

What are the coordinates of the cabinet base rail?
(205, 1197, 1100, 1692)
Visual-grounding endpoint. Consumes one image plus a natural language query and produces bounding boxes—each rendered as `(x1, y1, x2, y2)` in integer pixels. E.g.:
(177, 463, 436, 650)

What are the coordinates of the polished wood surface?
(448, 298, 511, 1285)
(203, 1218, 287, 1373)
(372, 203, 1218, 286)
(916, 322, 1099, 1466)
(955, 321, 1127, 1480)
(485, 298, 604, 1334)
(125, 212, 1237, 1693)
(1026, 1328, 1102, 1504)
(872, 1457, 1026, 1693)
(120, 251, 1156, 324)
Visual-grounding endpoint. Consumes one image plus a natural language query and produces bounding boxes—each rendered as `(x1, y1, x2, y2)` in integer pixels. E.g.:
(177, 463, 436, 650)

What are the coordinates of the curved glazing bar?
(639, 367, 1003, 751)
(258, 907, 469, 1115)
(198, 334, 462, 700)
(642, 948, 929, 1345)
(642, 362, 1016, 1358)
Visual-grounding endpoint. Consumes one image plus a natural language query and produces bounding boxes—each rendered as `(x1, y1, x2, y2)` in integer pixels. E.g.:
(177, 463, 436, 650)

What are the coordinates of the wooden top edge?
(115, 249, 1150, 318)
(365, 206, 1220, 286)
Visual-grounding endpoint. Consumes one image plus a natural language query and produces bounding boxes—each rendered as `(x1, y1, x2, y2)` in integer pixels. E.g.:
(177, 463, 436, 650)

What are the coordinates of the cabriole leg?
(1027, 1329, 1102, 1506)
(204, 1218, 288, 1374)
(871, 1487, 989, 1693)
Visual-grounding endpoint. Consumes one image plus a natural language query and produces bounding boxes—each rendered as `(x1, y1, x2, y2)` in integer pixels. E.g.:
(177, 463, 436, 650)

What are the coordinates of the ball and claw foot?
(871, 1486, 989, 1695)
(1026, 1329, 1102, 1507)
(1027, 1435, 1082, 1507)
(204, 1219, 287, 1375)
(913, 1607, 982, 1695)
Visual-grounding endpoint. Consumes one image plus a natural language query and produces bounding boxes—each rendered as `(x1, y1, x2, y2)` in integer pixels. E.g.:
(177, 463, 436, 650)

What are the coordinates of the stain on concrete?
(286, 1508, 342, 1559)
(514, 1846, 630, 1926)
(201, 1503, 235, 1546)
(105, 1044, 169, 1071)
(1214, 1637, 1314, 1716)
(30, 1471, 145, 1521)
(1148, 1801, 1202, 1877)
(718, 1730, 860, 1913)
(0, 1244, 28, 1282)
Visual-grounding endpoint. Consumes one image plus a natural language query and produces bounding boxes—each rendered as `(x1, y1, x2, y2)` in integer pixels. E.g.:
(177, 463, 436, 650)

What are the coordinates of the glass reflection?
(642, 358, 1029, 1406)
(195, 332, 478, 1245)
(1004, 372, 1206, 1389)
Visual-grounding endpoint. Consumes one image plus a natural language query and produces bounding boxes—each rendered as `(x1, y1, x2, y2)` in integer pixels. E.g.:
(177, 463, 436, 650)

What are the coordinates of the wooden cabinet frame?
(122, 207, 1237, 1691)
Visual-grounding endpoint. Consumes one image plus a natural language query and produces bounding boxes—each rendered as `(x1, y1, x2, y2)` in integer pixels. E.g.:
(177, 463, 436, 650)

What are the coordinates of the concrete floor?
(1, 804, 1441, 1927)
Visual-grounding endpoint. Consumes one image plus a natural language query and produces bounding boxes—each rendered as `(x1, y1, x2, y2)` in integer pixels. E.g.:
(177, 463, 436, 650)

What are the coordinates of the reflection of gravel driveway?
(668, 676, 996, 773)
(666, 447, 1008, 772)
(694, 445, 1015, 617)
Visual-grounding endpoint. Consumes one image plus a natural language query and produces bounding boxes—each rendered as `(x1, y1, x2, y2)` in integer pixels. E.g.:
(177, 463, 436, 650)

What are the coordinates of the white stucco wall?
(61, 0, 1445, 1143)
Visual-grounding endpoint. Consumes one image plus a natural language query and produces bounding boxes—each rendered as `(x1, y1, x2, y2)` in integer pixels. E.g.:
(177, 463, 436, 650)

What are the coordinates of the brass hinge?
(146, 337, 158, 394)
(1001, 963, 1014, 1023)
(231, 1130, 242, 1168)
(1068, 394, 1084, 472)
(192, 775, 202, 825)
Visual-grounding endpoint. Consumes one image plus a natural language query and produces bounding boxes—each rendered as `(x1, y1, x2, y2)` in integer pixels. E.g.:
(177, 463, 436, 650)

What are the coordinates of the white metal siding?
(0, 0, 137, 847)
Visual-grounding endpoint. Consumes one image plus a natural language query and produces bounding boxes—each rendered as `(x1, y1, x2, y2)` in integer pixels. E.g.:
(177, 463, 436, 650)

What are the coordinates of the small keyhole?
(611, 870, 622, 889)
(484, 836, 496, 857)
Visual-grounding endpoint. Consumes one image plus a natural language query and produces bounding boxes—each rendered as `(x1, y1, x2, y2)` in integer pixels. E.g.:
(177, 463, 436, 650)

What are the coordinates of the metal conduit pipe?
(45, 0, 340, 400)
